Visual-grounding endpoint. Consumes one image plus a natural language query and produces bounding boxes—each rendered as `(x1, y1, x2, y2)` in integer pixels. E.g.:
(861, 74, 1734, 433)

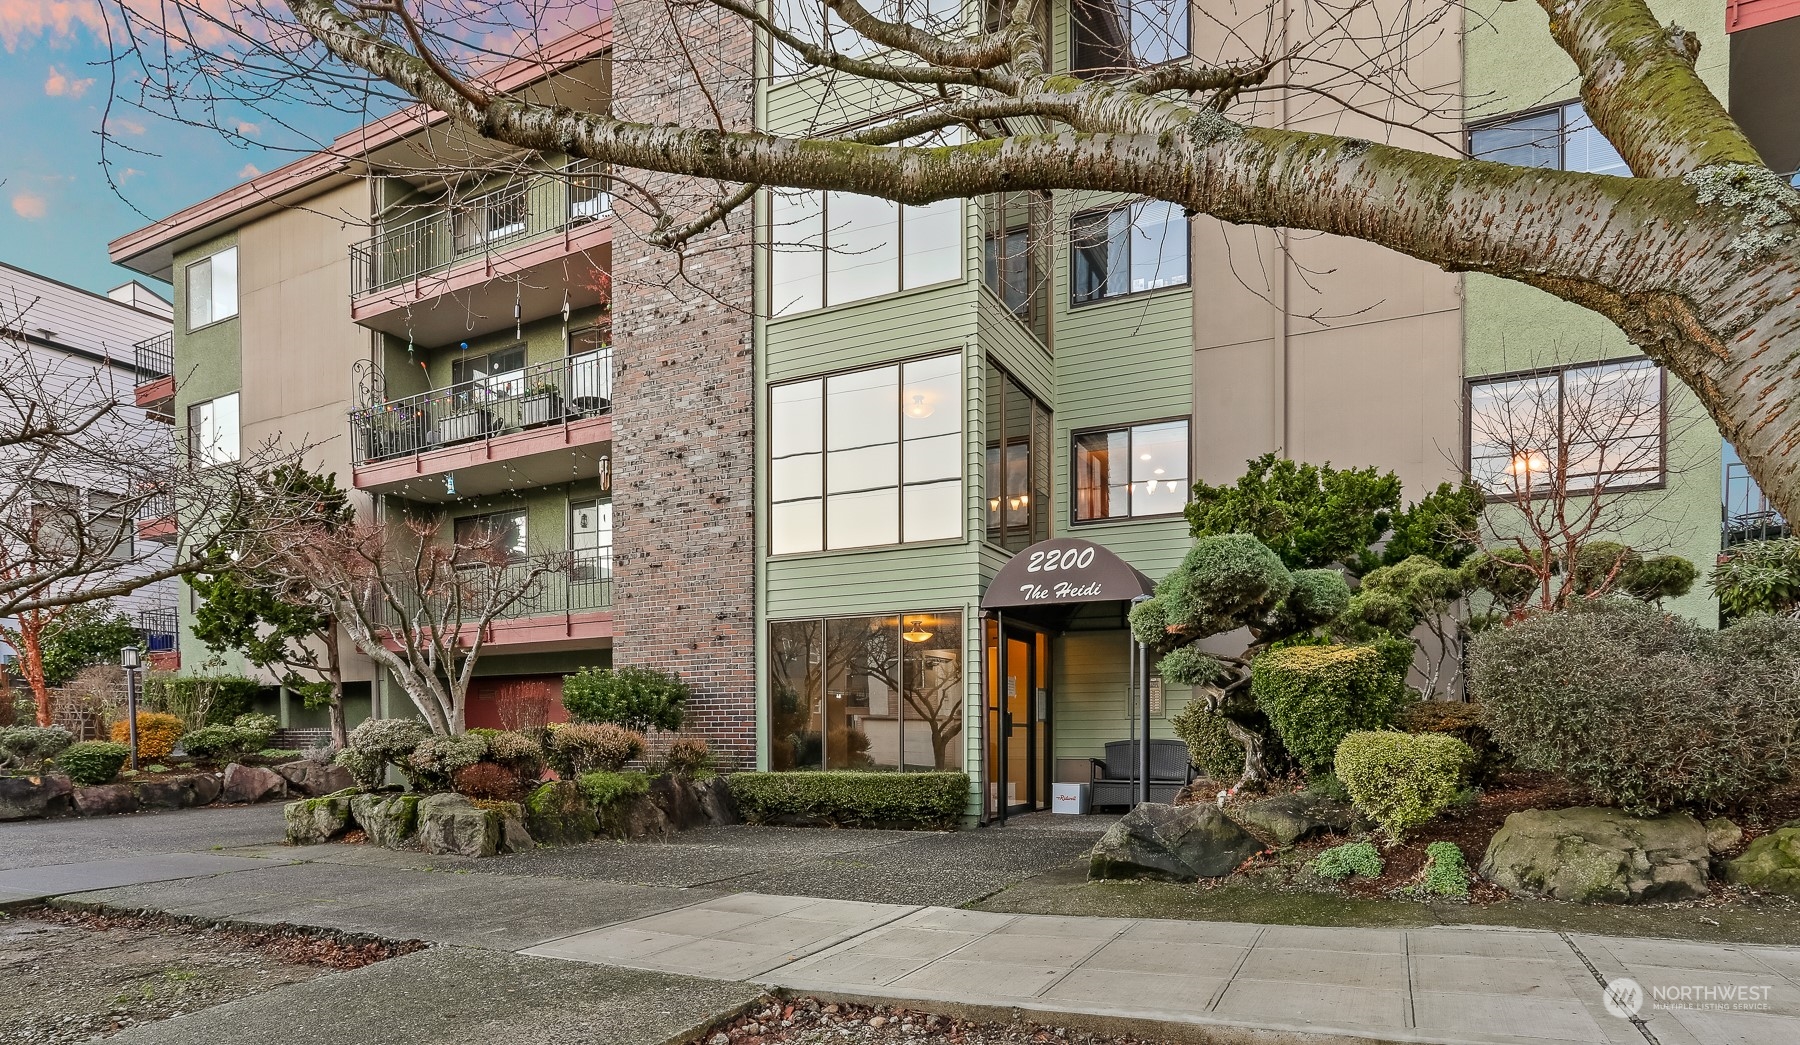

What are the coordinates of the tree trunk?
(323, 625, 348, 749)
(1221, 717, 1267, 792)
(21, 621, 51, 728)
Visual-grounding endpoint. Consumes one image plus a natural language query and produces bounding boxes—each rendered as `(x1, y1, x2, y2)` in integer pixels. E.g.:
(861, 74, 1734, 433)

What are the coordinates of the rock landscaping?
(1724, 821, 1800, 895)
(1479, 807, 1711, 904)
(1089, 802, 1264, 882)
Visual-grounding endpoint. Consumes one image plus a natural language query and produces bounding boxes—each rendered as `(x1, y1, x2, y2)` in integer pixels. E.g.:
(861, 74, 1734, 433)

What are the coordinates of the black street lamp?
(120, 646, 142, 771)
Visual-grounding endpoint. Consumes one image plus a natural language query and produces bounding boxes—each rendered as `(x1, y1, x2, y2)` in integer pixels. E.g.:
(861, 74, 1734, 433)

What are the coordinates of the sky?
(0, 3, 357, 297)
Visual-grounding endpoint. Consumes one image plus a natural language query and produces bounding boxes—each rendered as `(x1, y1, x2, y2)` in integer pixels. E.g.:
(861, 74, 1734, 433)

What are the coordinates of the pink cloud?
(11, 192, 47, 219)
(236, 162, 260, 178)
(44, 63, 93, 97)
(0, 0, 106, 50)
(109, 115, 145, 135)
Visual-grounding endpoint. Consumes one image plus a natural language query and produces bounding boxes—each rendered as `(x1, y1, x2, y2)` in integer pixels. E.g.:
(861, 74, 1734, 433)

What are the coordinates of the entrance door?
(986, 621, 1051, 818)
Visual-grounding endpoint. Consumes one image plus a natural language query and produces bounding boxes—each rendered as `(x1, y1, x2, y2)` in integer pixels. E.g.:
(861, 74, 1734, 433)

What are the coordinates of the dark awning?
(981, 537, 1157, 611)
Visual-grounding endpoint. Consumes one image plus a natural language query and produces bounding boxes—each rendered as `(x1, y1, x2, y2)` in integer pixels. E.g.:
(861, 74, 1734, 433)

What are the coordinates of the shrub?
(234, 712, 278, 745)
(143, 674, 261, 731)
(577, 769, 652, 807)
(1313, 841, 1384, 880)
(1305, 769, 1352, 805)
(1334, 731, 1474, 842)
(348, 717, 431, 759)
(1252, 643, 1409, 773)
(1470, 601, 1800, 814)
(1710, 537, 1800, 618)
(0, 725, 74, 768)
(454, 760, 526, 801)
(254, 748, 302, 763)
(1396, 700, 1504, 784)
(562, 666, 689, 733)
(468, 728, 543, 776)
(334, 748, 383, 789)
(729, 771, 969, 830)
(110, 712, 184, 761)
(1169, 700, 1245, 781)
(1420, 841, 1471, 898)
(407, 734, 489, 792)
(57, 741, 131, 785)
(661, 735, 714, 777)
(179, 724, 266, 766)
(547, 723, 645, 776)
(301, 742, 341, 766)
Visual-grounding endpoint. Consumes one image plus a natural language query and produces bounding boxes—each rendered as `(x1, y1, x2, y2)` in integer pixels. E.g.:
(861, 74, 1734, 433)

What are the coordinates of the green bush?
(407, 734, 489, 792)
(1710, 537, 1800, 618)
(1470, 601, 1800, 814)
(347, 718, 431, 786)
(576, 769, 652, 807)
(1396, 701, 1504, 785)
(547, 723, 645, 776)
(1421, 841, 1471, 898)
(1313, 841, 1384, 880)
(56, 741, 131, 786)
(729, 771, 969, 830)
(143, 674, 261, 731)
(1305, 769, 1352, 805)
(234, 713, 278, 745)
(0, 725, 75, 769)
(1335, 731, 1474, 841)
(254, 748, 302, 763)
(334, 748, 383, 789)
(562, 666, 689, 733)
(1251, 643, 1409, 773)
(179, 724, 266, 766)
(1169, 700, 1245, 780)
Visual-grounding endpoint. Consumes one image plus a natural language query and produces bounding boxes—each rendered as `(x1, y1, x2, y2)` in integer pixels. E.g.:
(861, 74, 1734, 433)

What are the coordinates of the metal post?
(120, 645, 142, 771)
(1139, 638, 1152, 806)
(996, 611, 1008, 826)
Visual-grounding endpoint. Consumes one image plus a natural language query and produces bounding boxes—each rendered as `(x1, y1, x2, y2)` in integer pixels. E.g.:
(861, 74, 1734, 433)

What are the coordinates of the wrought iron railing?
(349, 349, 613, 464)
(371, 554, 613, 629)
(1723, 460, 1790, 548)
(349, 160, 612, 296)
(137, 605, 178, 652)
(134, 332, 174, 382)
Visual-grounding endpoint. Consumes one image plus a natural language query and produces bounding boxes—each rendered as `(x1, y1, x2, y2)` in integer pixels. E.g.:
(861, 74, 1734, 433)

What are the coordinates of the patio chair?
(1089, 739, 1197, 808)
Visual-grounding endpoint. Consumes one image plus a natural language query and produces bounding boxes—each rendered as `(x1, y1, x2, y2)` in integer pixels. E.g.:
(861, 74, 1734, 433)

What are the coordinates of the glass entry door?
(986, 620, 1050, 818)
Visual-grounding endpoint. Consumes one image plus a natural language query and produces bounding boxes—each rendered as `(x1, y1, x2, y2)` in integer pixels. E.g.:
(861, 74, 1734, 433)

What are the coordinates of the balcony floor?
(353, 414, 610, 502)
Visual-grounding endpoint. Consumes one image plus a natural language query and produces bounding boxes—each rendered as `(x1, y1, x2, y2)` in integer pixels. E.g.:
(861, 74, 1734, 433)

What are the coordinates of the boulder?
(1229, 792, 1356, 847)
(350, 792, 420, 849)
(523, 781, 597, 846)
(499, 806, 535, 854)
(284, 793, 355, 845)
(1706, 818, 1745, 855)
(0, 774, 74, 821)
(222, 763, 288, 804)
(74, 783, 139, 817)
(650, 774, 706, 830)
(600, 792, 672, 839)
(133, 778, 199, 810)
(1090, 802, 1265, 882)
(1480, 807, 1710, 904)
(1723, 822, 1800, 895)
(191, 773, 223, 806)
(417, 793, 501, 857)
(274, 761, 356, 798)
(693, 775, 739, 826)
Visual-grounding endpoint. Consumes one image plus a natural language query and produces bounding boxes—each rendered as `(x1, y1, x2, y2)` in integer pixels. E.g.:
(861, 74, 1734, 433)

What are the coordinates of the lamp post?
(120, 646, 142, 771)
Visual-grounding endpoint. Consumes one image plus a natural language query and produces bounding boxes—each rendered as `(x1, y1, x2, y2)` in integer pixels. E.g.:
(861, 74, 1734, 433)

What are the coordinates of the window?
(770, 0, 963, 77)
(985, 363, 1051, 551)
(1070, 0, 1189, 73)
(27, 482, 133, 561)
(454, 508, 529, 560)
(769, 176, 962, 315)
(570, 499, 612, 562)
(770, 352, 962, 554)
(567, 326, 613, 412)
(1468, 358, 1664, 497)
(1470, 102, 1629, 176)
(768, 612, 965, 771)
(982, 191, 1049, 341)
(1073, 418, 1190, 521)
(453, 186, 528, 253)
(186, 247, 238, 330)
(1070, 200, 1189, 305)
(451, 346, 527, 398)
(188, 393, 240, 466)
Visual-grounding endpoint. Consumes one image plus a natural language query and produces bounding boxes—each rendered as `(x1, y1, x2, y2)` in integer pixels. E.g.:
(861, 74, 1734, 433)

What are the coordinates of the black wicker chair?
(1089, 739, 1197, 808)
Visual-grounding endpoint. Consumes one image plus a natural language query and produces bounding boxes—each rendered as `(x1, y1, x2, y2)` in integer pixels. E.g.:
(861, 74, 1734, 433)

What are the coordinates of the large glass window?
(985, 362, 1051, 551)
(1070, 200, 1189, 305)
(187, 393, 240, 466)
(770, 352, 963, 554)
(770, 0, 963, 77)
(1470, 101, 1630, 177)
(454, 508, 529, 559)
(1073, 418, 1189, 521)
(1468, 358, 1664, 497)
(1071, 0, 1189, 73)
(982, 191, 1049, 341)
(451, 345, 527, 397)
(186, 247, 238, 331)
(768, 612, 965, 772)
(768, 180, 962, 315)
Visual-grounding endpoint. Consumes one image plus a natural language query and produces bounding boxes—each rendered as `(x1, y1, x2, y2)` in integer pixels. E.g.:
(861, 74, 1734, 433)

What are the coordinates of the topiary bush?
(179, 724, 266, 766)
(576, 769, 652, 807)
(1470, 601, 1800, 814)
(562, 665, 689, 733)
(1396, 700, 1504, 785)
(1312, 841, 1384, 880)
(407, 734, 489, 792)
(57, 741, 131, 786)
(1251, 643, 1409, 773)
(110, 712, 184, 761)
(346, 717, 431, 786)
(1334, 731, 1474, 842)
(1420, 841, 1471, 898)
(453, 760, 526, 801)
(661, 735, 714, 778)
(0, 725, 74, 769)
(1169, 699, 1245, 780)
(546, 723, 645, 776)
(333, 748, 383, 789)
(729, 771, 969, 830)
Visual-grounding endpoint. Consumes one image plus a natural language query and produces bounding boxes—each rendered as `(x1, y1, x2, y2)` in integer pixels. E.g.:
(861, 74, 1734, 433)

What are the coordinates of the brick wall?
(609, 1, 758, 767)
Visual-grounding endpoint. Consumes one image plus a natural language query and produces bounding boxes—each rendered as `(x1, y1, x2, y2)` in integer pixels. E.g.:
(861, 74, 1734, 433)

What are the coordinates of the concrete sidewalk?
(0, 852, 275, 907)
(526, 893, 1800, 1045)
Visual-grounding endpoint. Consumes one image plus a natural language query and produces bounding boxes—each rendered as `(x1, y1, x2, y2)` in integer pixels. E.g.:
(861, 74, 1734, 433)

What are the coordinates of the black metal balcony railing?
(1724, 461, 1790, 548)
(350, 350, 614, 465)
(372, 554, 614, 629)
(137, 491, 175, 523)
(350, 161, 612, 296)
(134, 333, 174, 382)
(137, 605, 178, 652)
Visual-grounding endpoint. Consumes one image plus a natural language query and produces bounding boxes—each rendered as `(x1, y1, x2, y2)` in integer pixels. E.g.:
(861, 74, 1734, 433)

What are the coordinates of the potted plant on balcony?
(436, 399, 493, 445)
(519, 381, 566, 428)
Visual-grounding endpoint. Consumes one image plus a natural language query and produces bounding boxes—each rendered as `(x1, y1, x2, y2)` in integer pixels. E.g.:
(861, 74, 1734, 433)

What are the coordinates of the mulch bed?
(37, 907, 423, 969)
(700, 997, 1176, 1045)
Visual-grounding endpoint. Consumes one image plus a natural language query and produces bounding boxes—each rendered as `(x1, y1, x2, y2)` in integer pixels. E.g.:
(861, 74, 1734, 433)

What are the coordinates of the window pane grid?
(1469, 360, 1663, 497)
(1073, 419, 1190, 522)
(1070, 201, 1188, 305)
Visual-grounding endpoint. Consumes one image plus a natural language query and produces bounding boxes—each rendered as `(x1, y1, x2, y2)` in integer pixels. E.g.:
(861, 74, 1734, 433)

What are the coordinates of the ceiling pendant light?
(902, 617, 933, 643)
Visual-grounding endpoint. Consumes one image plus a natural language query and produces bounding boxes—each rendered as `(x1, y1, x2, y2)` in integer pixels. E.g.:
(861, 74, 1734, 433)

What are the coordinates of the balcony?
(349, 161, 613, 343)
(375, 555, 613, 651)
(136, 492, 177, 546)
(133, 333, 174, 421)
(350, 350, 613, 502)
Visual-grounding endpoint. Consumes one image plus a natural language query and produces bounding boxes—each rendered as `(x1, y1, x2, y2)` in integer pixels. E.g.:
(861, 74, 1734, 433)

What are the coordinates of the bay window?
(768, 179, 962, 316)
(985, 362, 1051, 551)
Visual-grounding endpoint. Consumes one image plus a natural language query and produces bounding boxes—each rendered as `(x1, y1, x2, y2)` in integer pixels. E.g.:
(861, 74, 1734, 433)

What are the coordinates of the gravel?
(700, 997, 1179, 1045)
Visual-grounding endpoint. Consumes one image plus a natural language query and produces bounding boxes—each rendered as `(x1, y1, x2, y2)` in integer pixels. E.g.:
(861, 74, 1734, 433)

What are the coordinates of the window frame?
(1466, 99, 1630, 176)
(765, 184, 966, 318)
(185, 246, 239, 333)
(1067, 415, 1193, 526)
(1463, 356, 1669, 501)
(1067, 0, 1192, 75)
(186, 392, 241, 467)
(767, 350, 965, 556)
(452, 506, 531, 561)
(1067, 199, 1192, 308)
(984, 359, 1053, 551)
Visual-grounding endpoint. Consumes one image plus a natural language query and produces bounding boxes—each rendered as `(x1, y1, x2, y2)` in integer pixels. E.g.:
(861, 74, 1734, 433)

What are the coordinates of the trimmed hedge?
(562, 666, 688, 733)
(180, 725, 265, 765)
(547, 723, 645, 776)
(1252, 643, 1409, 773)
(1335, 731, 1474, 842)
(1396, 700, 1504, 784)
(57, 741, 131, 786)
(0, 725, 74, 769)
(110, 712, 184, 761)
(729, 771, 969, 830)
(577, 769, 652, 807)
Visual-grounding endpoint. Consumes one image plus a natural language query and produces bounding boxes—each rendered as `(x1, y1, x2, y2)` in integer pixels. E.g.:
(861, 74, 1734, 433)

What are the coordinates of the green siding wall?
(1052, 629, 1192, 764)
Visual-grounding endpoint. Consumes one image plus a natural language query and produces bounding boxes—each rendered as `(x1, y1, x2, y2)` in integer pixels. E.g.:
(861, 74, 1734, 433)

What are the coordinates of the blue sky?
(0, 19, 355, 297)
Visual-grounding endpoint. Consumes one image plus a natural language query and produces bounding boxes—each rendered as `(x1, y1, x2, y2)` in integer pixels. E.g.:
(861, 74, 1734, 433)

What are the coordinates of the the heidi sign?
(982, 538, 1156, 610)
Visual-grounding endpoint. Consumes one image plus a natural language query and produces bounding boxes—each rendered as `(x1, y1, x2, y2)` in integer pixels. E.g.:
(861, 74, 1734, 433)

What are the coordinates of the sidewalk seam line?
(1558, 932, 1660, 1045)
(1204, 925, 1262, 1013)
(1403, 930, 1417, 1030)
(1027, 919, 1134, 999)
(743, 902, 925, 979)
